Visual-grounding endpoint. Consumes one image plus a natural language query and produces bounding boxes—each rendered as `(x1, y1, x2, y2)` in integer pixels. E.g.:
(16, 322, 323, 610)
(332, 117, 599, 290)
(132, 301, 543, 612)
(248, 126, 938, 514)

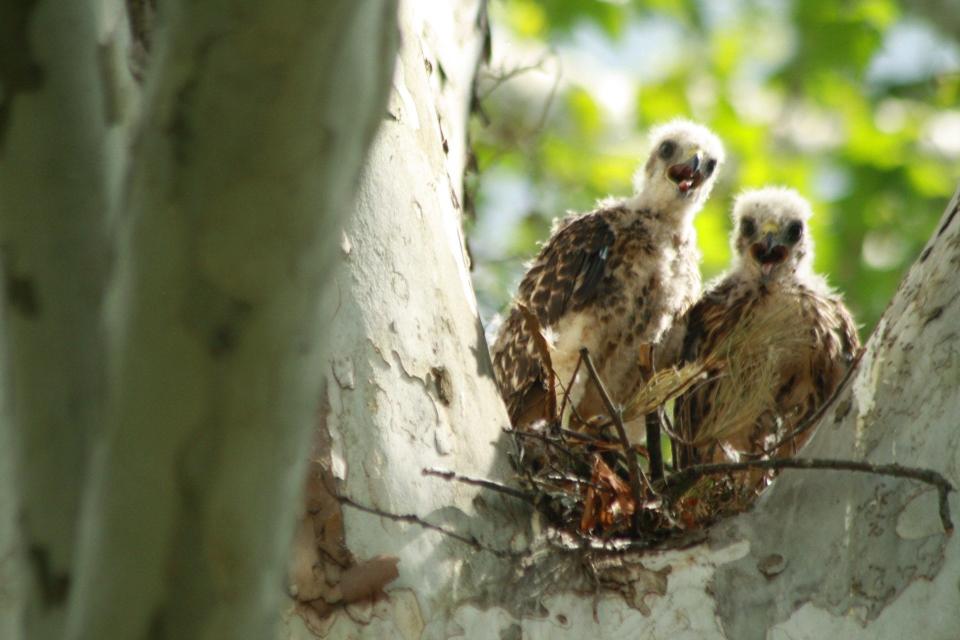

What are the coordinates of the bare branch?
(477, 52, 550, 99)
(557, 351, 584, 425)
(422, 468, 536, 503)
(335, 494, 521, 559)
(668, 457, 955, 533)
(504, 427, 583, 467)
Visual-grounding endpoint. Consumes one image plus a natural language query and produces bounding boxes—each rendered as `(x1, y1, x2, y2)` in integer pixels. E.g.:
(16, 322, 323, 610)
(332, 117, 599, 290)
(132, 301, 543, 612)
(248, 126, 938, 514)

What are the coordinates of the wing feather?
(492, 210, 616, 425)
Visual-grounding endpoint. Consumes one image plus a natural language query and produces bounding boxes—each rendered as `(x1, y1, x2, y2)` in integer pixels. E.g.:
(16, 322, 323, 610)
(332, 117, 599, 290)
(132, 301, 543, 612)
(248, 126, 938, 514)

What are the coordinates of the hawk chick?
(674, 187, 860, 468)
(492, 120, 725, 428)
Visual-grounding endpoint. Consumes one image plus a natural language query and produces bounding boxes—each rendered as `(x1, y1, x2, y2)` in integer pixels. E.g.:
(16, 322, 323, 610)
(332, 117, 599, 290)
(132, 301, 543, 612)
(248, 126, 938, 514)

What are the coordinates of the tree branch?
(646, 411, 664, 482)
(668, 457, 955, 533)
(557, 351, 583, 424)
(336, 494, 521, 559)
(422, 467, 536, 503)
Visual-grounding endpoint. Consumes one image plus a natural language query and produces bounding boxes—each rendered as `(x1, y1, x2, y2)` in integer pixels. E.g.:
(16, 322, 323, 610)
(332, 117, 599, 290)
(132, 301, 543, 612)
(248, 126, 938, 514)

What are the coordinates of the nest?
(508, 304, 816, 542)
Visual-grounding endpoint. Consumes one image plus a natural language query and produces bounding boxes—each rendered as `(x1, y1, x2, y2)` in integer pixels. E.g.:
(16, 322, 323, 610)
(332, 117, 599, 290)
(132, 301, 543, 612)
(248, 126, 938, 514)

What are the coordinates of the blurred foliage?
(468, 0, 960, 339)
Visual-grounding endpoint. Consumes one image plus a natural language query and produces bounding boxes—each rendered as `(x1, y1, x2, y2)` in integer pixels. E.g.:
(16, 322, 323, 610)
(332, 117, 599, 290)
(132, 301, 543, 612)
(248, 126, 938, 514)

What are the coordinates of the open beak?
(750, 233, 788, 278)
(667, 150, 705, 195)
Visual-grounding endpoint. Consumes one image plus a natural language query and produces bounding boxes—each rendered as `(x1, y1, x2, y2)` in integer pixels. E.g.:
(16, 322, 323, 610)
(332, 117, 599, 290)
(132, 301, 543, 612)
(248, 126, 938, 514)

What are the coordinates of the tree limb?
(667, 457, 955, 533)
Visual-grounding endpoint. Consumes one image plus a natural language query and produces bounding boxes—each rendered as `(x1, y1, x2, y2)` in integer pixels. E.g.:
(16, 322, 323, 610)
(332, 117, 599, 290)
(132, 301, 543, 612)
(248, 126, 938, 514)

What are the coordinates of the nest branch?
(422, 468, 536, 504)
(666, 457, 955, 533)
(336, 492, 522, 559)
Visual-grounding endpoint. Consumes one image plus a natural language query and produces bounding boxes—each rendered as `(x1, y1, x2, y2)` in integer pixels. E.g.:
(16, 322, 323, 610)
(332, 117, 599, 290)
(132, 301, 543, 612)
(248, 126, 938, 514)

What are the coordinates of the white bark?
(0, 1, 137, 637)
(286, 0, 960, 631)
(281, 0, 521, 638)
(56, 2, 398, 639)
(2, 1, 955, 638)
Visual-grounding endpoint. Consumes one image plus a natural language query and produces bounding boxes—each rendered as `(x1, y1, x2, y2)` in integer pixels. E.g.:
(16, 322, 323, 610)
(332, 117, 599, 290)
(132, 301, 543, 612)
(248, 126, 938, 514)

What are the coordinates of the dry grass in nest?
(687, 301, 815, 447)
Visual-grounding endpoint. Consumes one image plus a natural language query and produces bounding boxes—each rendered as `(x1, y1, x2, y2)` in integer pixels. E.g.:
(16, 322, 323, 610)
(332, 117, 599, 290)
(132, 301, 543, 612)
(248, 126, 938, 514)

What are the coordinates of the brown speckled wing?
(673, 279, 743, 463)
(800, 290, 862, 408)
(492, 211, 616, 425)
(517, 212, 616, 324)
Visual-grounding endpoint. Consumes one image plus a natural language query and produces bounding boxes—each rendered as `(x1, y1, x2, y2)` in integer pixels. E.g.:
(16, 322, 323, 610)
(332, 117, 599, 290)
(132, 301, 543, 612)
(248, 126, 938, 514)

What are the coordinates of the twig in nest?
(659, 408, 691, 446)
(559, 427, 617, 444)
(558, 351, 584, 425)
(646, 411, 665, 483)
(579, 347, 651, 532)
(504, 427, 582, 467)
(764, 348, 865, 455)
(335, 493, 522, 559)
(422, 468, 536, 504)
(668, 457, 955, 533)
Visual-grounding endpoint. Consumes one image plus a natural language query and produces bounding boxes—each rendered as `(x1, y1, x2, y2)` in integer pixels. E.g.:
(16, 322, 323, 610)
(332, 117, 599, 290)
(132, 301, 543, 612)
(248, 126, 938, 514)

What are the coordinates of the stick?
(335, 494, 520, 559)
(504, 427, 583, 467)
(669, 457, 955, 533)
(557, 351, 583, 425)
(422, 468, 536, 503)
(579, 347, 651, 533)
(646, 411, 664, 482)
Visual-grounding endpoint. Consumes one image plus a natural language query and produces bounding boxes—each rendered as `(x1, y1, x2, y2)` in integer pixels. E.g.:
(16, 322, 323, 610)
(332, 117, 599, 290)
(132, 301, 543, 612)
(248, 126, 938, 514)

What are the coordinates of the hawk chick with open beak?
(674, 187, 860, 476)
(492, 120, 725, 431)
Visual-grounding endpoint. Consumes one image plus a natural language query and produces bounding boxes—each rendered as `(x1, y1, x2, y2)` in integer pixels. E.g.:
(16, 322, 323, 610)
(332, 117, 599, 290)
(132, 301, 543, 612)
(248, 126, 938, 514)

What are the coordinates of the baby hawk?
(492, 120, 725, 428)
(674, 187, 860, 468)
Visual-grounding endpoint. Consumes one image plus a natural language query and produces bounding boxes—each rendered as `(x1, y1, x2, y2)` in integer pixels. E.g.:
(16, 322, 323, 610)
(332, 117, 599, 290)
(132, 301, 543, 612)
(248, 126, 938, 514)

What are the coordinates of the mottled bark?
(0, 1, 136, 637)
(281, 1, 517, 638)
(58, 2, 398, 639)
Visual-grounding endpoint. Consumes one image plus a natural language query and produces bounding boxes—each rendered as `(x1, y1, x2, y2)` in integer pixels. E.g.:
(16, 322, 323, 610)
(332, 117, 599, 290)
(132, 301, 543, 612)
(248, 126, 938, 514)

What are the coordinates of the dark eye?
(740, 217, 757, 238)
(704, 158, 717, 176)
(785, 220, 803, 243)
(658, 140, 676, 160)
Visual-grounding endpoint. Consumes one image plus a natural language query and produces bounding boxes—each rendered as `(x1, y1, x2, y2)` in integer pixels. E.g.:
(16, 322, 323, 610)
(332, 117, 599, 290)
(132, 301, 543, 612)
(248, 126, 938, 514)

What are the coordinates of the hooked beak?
(750, 233, 788, 278)
(667, 150, 705, 195)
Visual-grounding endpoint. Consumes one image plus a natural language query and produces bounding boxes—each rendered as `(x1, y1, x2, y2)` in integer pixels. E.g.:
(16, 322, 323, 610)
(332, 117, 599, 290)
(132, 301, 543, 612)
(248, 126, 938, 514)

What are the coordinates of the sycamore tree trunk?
(0, 2, 398, 640)
(286, 1, 960, 637)
(0, 1, 137, 637)
(2, 1, 958, 640)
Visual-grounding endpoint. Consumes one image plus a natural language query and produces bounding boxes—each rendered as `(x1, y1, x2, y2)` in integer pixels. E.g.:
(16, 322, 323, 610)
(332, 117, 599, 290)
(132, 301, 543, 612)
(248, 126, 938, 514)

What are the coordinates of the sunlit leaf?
(567, 87, 604, 138)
